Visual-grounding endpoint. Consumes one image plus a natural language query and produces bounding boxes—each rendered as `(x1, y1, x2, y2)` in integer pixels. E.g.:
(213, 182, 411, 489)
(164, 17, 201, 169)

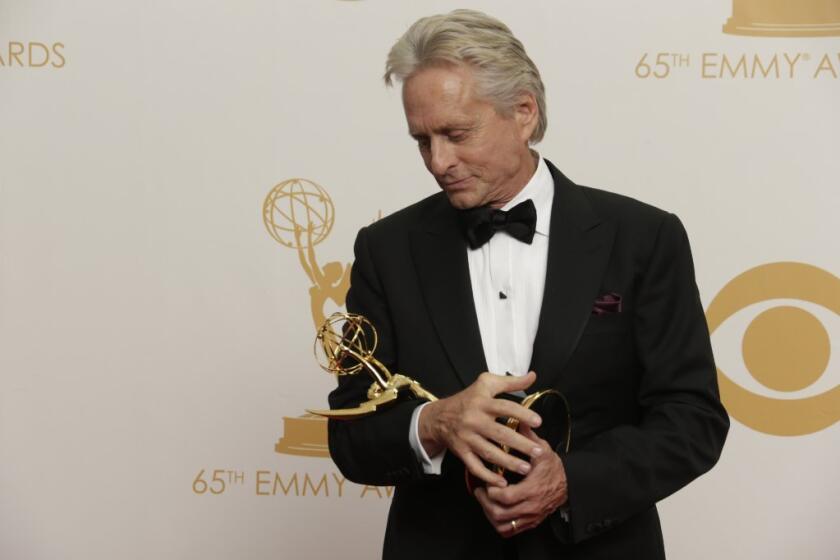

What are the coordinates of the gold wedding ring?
(510, 519, 518, 532)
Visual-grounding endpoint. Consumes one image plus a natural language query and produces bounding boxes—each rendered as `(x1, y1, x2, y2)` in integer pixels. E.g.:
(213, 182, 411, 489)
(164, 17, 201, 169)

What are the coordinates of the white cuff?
(408, 402, 446, 475)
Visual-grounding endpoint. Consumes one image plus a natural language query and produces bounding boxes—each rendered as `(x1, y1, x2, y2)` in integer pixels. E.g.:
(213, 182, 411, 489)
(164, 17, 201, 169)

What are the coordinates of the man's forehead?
(402, 65, 477, 106)
(434, 69, 472, 99)
(404, 103, 477, 135)
(406, 118, 476, 138)
(402, 66, 486, 133)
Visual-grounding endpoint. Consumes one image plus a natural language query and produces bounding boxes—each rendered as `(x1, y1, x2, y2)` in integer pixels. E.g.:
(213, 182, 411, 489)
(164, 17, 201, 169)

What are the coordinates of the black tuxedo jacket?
(328, 161, 729, 560)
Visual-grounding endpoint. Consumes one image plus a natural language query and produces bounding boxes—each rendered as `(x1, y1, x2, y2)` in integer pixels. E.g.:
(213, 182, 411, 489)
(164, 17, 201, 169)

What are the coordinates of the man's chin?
(443, 190, 481, 210)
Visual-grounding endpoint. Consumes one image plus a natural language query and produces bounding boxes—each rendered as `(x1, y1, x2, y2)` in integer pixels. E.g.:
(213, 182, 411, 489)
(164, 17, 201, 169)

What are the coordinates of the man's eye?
(416, 139, 430, 149)
(449, 133, 466, 142)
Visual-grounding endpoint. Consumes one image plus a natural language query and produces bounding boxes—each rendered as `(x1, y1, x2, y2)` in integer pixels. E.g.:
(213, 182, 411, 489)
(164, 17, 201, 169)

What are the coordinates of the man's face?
(402, 64, 537, 210)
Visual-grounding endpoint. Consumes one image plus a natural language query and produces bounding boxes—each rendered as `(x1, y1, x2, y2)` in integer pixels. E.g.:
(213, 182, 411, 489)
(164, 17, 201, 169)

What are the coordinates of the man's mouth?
(442, 177, 471, 189)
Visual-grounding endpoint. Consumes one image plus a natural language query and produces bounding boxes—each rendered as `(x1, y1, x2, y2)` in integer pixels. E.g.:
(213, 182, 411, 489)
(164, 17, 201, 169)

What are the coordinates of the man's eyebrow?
(409, 124, 474, 138)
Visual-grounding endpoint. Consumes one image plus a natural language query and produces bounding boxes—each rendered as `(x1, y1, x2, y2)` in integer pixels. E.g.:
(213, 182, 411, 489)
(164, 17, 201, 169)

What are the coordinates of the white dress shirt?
(409, 156, 555, 474)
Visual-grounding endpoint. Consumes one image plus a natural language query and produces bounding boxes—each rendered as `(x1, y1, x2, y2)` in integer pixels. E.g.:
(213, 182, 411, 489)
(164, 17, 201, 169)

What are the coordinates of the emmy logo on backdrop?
(263, 178, 352, 458)
(723, 0, 840, 36)
(707, 262, 840, 436)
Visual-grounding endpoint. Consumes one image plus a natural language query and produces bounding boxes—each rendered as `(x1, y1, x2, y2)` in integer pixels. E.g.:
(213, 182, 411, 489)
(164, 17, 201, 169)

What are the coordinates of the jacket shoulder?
(577, 183, 690, 268)
(545, 159, 673, 236)
(363, 191, 450, 241)
(579, 185, 670, 224)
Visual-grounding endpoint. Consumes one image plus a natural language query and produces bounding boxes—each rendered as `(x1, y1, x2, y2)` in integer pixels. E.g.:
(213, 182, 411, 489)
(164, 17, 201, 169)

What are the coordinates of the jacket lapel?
(530, 162, 616, 392)
(410, 199, 487, 390)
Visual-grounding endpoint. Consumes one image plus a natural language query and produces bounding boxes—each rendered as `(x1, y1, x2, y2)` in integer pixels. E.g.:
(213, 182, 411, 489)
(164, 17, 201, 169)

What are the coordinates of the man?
(328, 9, 728, 560)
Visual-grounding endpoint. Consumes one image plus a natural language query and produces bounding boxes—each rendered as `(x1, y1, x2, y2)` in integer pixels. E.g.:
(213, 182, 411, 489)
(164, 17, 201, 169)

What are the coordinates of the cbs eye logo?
(707, 262, 840, 436)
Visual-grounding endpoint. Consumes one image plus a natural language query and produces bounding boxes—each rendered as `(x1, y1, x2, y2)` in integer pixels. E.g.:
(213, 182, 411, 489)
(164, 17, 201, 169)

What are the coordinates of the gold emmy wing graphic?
(723, 0, 840, 36)
(707, 262, 840, 436)
(263, 178, 351, 458)
(308, 312, 571, 492)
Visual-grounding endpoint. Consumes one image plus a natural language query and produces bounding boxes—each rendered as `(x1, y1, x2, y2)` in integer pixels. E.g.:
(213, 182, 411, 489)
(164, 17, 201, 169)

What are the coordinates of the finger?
(474, 486, 490, 508)
(497, 520, 516, 538)
(500, 498, 542, 520)
(494, 514, 541, 538)
(461, 451, 508, 488)
(479, 418, 544, 460)
(485, 370, 537, 396)
(489, 450, 565, 507)
(486, 398, 542, 429)
(487, 475, 537, 506)
(475, 489, 515, 525)
(473, 487, 498, 515)
(475, 487, 519, 528)
(472, 437, 532, 476)
(487, 482, 515, 505)
(487, 481, 530, 507)
(520, 424, 549, 449)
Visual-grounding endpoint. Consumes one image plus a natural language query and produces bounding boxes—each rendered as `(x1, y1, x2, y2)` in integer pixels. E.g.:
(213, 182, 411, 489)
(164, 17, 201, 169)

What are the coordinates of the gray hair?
(384, 9, 547, 143)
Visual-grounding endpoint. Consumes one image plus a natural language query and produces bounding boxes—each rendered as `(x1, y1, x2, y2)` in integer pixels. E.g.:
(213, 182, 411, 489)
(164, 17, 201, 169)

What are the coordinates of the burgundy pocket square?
(592, 292, 622, 315)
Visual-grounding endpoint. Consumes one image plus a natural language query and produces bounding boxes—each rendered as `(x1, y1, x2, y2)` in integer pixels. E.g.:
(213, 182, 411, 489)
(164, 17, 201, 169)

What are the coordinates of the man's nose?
(429, 138, 456, 176)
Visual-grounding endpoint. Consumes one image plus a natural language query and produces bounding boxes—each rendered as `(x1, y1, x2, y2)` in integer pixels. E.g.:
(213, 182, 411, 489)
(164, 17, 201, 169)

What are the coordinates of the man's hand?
(418, 371, 544, 487)
(474, 425, 568, 537)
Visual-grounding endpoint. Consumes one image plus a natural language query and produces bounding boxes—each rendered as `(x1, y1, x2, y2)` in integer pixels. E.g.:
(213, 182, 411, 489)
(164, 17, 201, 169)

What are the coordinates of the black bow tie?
(460, 199, 537, 249)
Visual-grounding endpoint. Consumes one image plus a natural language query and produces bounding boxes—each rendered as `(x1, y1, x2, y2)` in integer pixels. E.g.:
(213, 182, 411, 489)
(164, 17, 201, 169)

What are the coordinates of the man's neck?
(488, 149, 539, 209)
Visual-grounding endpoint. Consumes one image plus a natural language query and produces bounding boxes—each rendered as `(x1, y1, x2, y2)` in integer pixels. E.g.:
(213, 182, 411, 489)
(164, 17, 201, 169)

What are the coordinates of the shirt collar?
(501, 154, 553, 237)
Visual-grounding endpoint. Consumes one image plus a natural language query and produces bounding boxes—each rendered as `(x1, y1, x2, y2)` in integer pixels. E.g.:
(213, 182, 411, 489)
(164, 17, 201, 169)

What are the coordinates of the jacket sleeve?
(327, 225, 431, 486)
(551, 213, 730, 543)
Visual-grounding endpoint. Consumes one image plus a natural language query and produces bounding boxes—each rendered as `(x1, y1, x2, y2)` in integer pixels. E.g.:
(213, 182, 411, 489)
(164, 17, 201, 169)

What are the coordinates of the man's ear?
(513, 92, 539, 143)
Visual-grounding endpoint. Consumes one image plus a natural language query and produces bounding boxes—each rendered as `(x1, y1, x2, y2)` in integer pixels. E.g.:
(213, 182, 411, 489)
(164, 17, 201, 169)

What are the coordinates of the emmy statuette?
(308, 312, 571, 490)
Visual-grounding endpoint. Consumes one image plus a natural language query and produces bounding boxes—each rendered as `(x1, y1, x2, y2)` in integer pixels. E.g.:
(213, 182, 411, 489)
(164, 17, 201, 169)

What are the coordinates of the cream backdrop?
(1, 1, 839, 559)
